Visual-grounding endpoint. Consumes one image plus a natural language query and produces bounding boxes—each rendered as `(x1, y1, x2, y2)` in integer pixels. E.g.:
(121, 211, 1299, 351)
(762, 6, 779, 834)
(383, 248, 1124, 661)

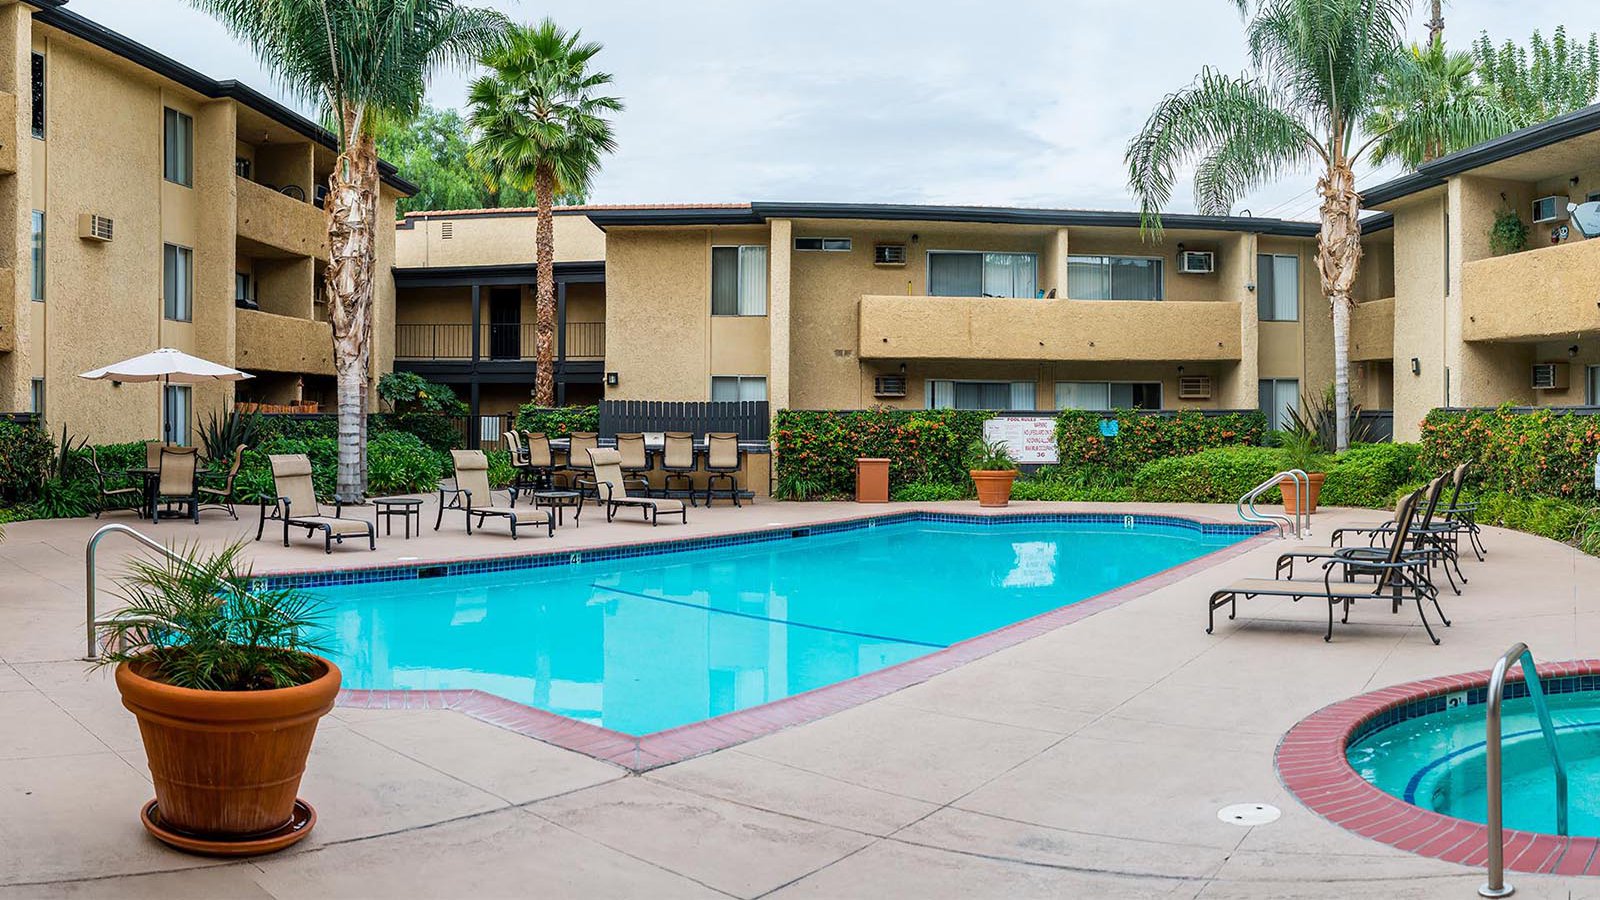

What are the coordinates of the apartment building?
(0, 0, 412, 443)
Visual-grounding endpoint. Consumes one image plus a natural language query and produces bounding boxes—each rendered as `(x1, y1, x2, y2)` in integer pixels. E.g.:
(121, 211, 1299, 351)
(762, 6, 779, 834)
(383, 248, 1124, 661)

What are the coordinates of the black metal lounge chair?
(1276, 472, 1454, 596)
(583, 448, 687, 526)
(258, 454, 375, 553)
(1332, 468, 1467, 593)
(437, 450, 553, 539)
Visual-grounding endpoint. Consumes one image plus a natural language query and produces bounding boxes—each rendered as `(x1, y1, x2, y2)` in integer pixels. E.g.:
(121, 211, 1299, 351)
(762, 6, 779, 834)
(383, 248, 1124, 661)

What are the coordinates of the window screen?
(711, 376, 767, 402)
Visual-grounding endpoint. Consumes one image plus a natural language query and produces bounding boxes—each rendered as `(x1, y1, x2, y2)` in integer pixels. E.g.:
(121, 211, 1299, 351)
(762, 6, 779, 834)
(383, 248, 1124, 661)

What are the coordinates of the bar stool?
(703, 433, 744, 507)
(503, 431, 534, 500)
(661, 431, 698, 506)
(562, 431, 599, 494)
(614, 433, 654, 496)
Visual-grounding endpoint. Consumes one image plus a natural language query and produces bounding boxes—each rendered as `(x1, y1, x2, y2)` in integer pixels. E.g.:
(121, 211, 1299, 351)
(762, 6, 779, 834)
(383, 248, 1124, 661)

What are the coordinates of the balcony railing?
(395, 322, 605, 361)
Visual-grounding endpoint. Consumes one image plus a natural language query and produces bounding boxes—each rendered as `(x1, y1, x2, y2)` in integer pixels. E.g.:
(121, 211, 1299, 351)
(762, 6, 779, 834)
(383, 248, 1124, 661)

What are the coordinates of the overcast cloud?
(70, 0, 1600, 219)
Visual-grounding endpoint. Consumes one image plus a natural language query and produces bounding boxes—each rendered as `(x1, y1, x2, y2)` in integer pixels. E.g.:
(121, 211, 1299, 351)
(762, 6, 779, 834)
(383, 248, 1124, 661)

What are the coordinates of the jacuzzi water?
(310, 516, 1248, 736)
(1348, 689, 1600, 836)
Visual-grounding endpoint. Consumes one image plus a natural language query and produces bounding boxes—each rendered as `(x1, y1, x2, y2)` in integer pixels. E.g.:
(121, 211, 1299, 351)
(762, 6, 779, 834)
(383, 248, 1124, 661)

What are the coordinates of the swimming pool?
(307, 514, 1254, 737)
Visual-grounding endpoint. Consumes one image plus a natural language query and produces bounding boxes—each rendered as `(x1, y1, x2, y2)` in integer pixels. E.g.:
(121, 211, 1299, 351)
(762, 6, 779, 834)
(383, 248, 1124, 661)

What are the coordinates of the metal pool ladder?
(1237, 469, 1308, 539)
(82, 523, 192, 660)
(1480, 641, 1569, 898)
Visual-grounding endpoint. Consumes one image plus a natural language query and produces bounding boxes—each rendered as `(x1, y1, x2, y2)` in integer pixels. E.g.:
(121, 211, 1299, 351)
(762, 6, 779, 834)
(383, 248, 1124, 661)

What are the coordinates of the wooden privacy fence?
(599, 400, 770, 441)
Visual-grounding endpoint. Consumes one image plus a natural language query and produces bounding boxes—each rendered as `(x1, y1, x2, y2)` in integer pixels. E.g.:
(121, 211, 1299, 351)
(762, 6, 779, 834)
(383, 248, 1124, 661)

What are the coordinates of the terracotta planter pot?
(970, 469, 1018, 507)
(1280, 471, 1327, 515)
(115, 654, 340, 842)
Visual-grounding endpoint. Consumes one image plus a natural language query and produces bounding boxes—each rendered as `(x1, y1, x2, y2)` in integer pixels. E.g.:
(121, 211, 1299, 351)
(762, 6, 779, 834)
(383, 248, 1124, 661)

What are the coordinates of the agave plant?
(94, 541, 328, 691)
(197, 406, 263, 461)
(1283, 385, 1374, 453)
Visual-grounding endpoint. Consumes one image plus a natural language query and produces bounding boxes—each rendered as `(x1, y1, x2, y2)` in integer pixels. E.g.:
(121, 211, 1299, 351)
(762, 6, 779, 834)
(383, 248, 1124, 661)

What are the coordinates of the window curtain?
(739, 377, 768, 401)
(1068, 257, 1161, 300)
(1055, 381, 1110, 410)
(164, 245, 191, 321)
(1008, 381, 1035, 410)
(929, 380, 955, 409)
(164, 385, 191, 445)
(928, 253, 983, 297)
(711, 247, 739, 315)
(1067, 258, 1107, 299)
(738, 245, 768, 315)
(1257, 255, 1299, 320)
(1258, 379, 1300, 430)
(983, 253, 1037, 298)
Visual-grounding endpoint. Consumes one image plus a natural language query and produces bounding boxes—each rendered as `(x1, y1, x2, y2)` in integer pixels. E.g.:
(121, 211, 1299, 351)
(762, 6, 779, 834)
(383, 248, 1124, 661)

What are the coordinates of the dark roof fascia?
(392, 260, 605, 288)
(395, 207, 596, 229)
(29, 3, 417, 196)
(1360, 212, 1394, 234)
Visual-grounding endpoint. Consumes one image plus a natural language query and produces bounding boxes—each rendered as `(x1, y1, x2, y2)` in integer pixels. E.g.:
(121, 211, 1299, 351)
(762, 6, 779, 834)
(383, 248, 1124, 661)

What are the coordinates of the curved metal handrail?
(1480, 642, 1569, 898)
(83, 523, 193, 660)
(1237, 469, 1308, 539)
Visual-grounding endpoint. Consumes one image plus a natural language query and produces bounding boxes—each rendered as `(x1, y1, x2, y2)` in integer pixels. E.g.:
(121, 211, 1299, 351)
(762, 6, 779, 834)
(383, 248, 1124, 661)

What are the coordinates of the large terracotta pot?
(970, 469, 1018, 507)
(115, 654, 340, 842)
(1280, 471, 1327, 515)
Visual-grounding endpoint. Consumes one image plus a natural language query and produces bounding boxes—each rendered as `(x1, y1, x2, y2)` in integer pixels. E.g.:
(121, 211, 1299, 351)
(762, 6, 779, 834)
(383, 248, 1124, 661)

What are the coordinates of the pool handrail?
(1237, 469, 1308, 539)
(1480, 641, 1569, 898)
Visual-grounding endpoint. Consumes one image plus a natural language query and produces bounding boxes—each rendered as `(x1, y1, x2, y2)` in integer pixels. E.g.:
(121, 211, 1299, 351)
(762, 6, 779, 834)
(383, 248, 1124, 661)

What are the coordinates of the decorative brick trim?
(1277, 660, 1600, 875)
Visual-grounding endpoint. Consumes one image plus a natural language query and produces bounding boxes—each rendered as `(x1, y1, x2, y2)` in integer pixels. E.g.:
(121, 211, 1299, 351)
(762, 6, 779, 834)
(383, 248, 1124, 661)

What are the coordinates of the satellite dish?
(1570, 201, 1600, 239)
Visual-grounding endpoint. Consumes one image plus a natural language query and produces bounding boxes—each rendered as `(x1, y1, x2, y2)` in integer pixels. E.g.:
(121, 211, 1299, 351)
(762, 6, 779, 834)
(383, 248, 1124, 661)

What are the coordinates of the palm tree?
(468, 20, 622, 408)
(1365, 39, 1513, 168)
(189, 1, 505, 502)
(1126, 0, 1504, 451)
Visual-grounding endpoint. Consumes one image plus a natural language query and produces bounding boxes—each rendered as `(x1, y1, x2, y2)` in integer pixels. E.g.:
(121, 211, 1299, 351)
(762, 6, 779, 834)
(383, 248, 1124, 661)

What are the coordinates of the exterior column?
(555, 279, 567, 406)
(469, 283, 481, 363)
(767, 219, 792, 412)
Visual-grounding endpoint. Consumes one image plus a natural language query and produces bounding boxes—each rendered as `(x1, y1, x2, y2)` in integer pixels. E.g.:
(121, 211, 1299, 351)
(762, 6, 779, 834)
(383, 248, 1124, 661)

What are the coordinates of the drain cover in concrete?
(1217, 803, 1280, 826)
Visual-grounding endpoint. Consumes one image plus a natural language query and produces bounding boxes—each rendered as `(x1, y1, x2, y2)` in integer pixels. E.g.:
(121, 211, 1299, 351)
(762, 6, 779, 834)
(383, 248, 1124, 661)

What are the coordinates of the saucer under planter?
(1280, 471, 1326, 515)
(970, 469, 1018, 507)
(115, 654, 340, 856)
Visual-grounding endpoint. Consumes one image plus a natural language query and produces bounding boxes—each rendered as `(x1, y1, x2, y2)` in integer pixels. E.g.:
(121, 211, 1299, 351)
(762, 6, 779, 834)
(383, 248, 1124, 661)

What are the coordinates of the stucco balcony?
(856, 295, 1242, 362)
(1463, 237, 1600, 342)
(1350, 297, 1394, 361)
(235, 307, 334, 375)
(236, 175, 327, 260)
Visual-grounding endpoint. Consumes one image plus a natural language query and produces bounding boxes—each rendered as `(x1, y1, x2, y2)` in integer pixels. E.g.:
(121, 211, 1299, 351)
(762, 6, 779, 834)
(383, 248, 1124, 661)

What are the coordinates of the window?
(30, 52, 44, 139)
(927, 380, 1035, 411)
(163, 385, 192, 445)
(711, 375, 767, 402)
(30, 210, 43, 301)
(1066, 255, 1163, 300)
(29, 379, 44, 418)
(794, 237, 852, 252)
(1256, 254, 1299, 321)
(1587, 366, 1600, 405)
(163, 108, 193, 186)
(1054, 381, 1162, 410)
(1258, 378, 1300, 431)
(711, 245, 767, 315)
(235, 272, 252, 302)
(163, 244, 193, 321)
(927, 251, 1037, 298)
(235, 157, 251, 179)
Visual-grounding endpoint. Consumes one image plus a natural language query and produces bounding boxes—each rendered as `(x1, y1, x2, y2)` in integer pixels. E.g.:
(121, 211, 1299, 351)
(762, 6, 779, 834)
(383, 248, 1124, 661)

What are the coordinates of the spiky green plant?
(1365, 38, 1513, 168)
(94, 541, 329, 691)
(967, 438, 1018, 472)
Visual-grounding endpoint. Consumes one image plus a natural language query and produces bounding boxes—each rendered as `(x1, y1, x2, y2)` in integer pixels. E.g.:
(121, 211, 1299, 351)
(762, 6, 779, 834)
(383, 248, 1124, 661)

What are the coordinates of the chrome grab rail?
(83, 523, 191, 660)
(1480, 642, 1569, 898)
(1237, 469, 1308, 539)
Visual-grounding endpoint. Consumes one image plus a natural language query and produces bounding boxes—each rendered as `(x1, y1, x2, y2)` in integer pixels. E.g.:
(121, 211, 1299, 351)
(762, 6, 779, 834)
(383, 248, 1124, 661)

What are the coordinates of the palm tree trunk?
(1427, 0, 1444, 44)
(533, 164, 557, 407)
(1316, 160, 1363, 452)
(327, 109, 379, 503)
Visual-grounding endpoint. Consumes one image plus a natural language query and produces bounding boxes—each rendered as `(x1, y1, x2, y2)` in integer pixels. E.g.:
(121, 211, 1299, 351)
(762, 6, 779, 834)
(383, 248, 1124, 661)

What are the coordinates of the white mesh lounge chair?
(584, 448, 687, 526)
(437, 450, 553, 539)
(257, 454, 375, 553)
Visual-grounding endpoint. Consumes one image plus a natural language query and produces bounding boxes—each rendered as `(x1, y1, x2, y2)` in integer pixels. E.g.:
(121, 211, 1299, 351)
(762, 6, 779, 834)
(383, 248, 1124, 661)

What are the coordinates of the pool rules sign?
(983, 416, 1059, 465)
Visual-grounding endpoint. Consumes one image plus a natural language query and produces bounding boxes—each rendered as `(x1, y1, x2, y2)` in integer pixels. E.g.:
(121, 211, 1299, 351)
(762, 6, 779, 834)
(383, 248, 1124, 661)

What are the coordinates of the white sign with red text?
(983, 416, 1059, 465)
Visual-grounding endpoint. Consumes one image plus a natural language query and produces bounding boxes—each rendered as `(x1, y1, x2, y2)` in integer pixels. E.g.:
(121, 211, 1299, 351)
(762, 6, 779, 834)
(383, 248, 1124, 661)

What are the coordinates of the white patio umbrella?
(79, 348, 253, 443)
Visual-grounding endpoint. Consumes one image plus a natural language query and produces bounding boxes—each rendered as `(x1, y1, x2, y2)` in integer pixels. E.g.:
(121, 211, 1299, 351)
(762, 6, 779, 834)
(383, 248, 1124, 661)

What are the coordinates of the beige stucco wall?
(604, 228, 716, 400)
(1461, 236, 1600, 342)
(1388, 193, 1448, 440)
(394, 211, 606, 268)
(1350, 297, 1395, 362)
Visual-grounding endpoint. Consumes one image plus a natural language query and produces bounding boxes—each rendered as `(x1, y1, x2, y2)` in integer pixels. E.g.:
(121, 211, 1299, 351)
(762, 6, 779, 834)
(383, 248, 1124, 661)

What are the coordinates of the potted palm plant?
(968, 438, 1019, 507)
(1278, 429, 1331, 515)
(95, 541, 338, 856)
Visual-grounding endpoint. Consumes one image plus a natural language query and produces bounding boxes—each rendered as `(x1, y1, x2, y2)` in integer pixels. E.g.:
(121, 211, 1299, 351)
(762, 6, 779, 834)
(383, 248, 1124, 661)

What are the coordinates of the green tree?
(377, 105, 589, 214)
(1365, 39, 1513, 168)
(468, 20, 622, 407)
(190, 0, 505, 501)
(1126, 0, 1508, 451)
(1472, 27, 1600, 128)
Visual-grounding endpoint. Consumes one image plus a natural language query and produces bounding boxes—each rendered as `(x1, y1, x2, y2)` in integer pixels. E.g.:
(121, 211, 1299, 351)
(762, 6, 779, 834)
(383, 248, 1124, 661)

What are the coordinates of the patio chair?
(521, 431, 557, 490)
(614, 433, 654, 496)
(1206, 489, 1450, 643)
(503, 431, 538, 500)
(560, 432, 600, 492)
(151, 446, 200, 524)
(660, 432, 698, 505)
(582, 448, 687, 526)
(88, 447, 143, 519)
(1433, 462, 1485, 561)
(1275, 473, 1453, 595)
(1332, 471, 1466, 593)
(437, 450, 553, 539)
(703, 433, 743, 508)
(257, 454, 375, 553)
(144, 440, 164, 469)
(198, 443, 246, 519)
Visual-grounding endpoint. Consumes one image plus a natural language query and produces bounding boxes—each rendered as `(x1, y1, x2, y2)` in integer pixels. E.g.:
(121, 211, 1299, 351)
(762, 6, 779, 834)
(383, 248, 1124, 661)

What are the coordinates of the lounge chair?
(1432, 462, 1485, 561)
(257, 454, 375, 553)
(88, 447, 143, 518)
(1332, 469, 1466, 593)
(152, 446, 200, 524)
(703, 433, 743, 507)
(199, 443, 246, 519)
(1206, 489, 1450, 643)
(1276, 473, 1453, 595)
(583, 448, 687, 526)
(437, 449, 553, 539)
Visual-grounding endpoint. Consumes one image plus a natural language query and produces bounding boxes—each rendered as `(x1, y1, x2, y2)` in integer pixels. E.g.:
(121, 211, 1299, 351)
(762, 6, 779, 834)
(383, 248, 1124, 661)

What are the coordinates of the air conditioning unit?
(1178, 250, 1215, 274)
(1533, 196, 1571, 225)
(1177, 375, 1213, 400)
(1532, 362, 1570, 390)
(873, 375, 907, 398)
(874, 244, 907, 266)
(77, 213, 113, 242)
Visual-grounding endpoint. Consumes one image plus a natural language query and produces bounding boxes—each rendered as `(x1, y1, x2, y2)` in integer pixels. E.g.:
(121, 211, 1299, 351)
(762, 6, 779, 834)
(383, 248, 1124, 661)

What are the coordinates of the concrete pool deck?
(1, 498, 1595, 898)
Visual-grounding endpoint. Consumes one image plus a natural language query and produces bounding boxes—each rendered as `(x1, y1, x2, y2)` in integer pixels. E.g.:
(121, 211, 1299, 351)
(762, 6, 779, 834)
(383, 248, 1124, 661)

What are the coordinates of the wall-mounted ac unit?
(873, 375, 907, 398)
(1177, 375, 1213, 400)
(874, 244, 907, 266)
(1532, 362, 1570, 390)
(1178, 251, 1215, 274)
(1533, 196, 1571, 225)
(77, 213, 113, 242)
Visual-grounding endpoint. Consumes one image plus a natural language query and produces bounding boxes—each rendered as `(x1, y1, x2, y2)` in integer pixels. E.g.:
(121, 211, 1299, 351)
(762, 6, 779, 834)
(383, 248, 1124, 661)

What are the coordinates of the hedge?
(1131, 447, 1290, 503)
(515, 404, 599, 437)
(1318, 443, 1421, 509)
(1057, 409, 1268, 476)
(1421, 406, 1600, 498)
(772, 409, 987, 499)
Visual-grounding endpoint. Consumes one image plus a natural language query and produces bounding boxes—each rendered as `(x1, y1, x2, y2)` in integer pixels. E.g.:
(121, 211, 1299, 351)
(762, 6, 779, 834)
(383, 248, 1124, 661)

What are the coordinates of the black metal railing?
(600, 400, 770, 441)
(395, 323, 473, 360)
(1355, 409, 1394, 442)
(564, 321, 605, 359)
(1, 412, 40, 427)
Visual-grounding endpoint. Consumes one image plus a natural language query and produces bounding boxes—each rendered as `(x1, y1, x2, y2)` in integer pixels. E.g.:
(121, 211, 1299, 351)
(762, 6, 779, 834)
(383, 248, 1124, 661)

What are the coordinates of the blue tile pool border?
(1347, 673, 1600, 749)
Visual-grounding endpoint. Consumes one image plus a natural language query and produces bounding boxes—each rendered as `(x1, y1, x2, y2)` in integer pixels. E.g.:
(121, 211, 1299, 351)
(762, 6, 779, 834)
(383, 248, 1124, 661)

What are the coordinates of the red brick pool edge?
(1276, 659, 1600, 876)
(337, 517, 1273, 772)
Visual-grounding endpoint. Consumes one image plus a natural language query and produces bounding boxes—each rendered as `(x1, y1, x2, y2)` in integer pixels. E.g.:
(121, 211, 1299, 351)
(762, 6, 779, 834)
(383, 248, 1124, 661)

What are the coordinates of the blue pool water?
(310, 517, 1247, 736)
(1348, 689, 1600, 837)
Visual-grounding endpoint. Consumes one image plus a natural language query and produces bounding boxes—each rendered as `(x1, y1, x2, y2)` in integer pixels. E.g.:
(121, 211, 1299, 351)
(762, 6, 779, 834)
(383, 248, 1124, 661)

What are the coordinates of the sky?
(69, 0, 1600, 220)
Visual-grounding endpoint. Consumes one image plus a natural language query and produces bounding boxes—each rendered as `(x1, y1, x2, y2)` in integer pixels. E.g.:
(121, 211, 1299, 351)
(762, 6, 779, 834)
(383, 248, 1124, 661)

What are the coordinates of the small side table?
(532, 490, 583, 527)
(372, 497, 423, 538)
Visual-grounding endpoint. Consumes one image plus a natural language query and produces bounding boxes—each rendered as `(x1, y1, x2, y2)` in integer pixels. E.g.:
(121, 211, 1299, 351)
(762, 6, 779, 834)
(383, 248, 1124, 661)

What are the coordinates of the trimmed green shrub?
(1132, 447, 1290, 503)
(366, 431, 445, 496)
(1057, 409, 1268, 477)
(1319, 443, 1421, 509)
(1010, 478, 1133, 502)
(1473, 491, 1594, 545)
(0, 420, 54, 505)
(1421, 406, 1600, 498)
(515, 404, 599, 437)
(891, 481, 970, 502)
(773, 409, 988, 499)
(235, 435, 339, 504)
